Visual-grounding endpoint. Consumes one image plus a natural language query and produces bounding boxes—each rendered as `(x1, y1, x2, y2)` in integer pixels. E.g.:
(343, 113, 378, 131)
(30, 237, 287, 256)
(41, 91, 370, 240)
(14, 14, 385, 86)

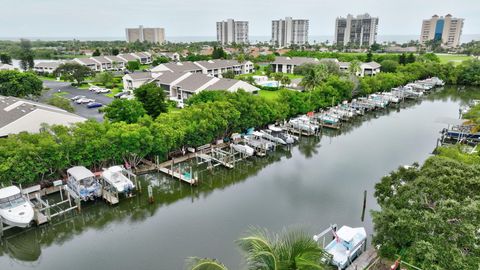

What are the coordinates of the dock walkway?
(346, 248, 378, 270)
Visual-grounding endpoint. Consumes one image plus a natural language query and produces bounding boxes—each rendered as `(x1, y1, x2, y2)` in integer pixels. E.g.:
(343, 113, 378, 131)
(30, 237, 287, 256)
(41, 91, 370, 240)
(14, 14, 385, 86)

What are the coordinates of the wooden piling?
(361, 190, 367, 222)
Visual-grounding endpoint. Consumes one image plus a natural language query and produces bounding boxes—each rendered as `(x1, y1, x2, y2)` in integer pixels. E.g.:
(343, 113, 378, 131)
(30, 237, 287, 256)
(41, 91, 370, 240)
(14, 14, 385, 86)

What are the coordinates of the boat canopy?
(67, 166, 95, 180)
(0, 186, 21, 199)
(336, 226, 357, 242)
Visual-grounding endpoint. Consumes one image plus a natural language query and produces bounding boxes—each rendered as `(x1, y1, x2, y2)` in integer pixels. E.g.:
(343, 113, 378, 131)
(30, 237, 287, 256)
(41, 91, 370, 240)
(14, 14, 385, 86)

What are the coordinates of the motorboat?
(268, 125, 297, 143)
(0, 186, 34, 228)
(289, 116, 318, 134)
(231, 144, 255, 156)
(101, 166, 135, 195)
(313, 225, 367, 269)
(259, 130, 287, 145)
(317, 113, 340, 125)
(66, 166, 102, 201)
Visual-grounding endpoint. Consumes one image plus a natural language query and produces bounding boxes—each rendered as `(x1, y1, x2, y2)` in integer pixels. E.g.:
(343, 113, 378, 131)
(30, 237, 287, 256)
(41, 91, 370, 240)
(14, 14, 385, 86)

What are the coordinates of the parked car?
(114, 92, 127, 98)
(86, 102, 103, 108)
(89, 85, 100, 91)
(71, 95, 86, 101)
(75, 98, 95, 104)
(96, 88, 110, 94)
(120, 93, 134, 100)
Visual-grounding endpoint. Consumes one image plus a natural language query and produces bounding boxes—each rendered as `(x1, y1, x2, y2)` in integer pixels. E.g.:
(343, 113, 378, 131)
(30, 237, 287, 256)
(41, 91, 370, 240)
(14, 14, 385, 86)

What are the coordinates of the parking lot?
(41, 80, 114, 122)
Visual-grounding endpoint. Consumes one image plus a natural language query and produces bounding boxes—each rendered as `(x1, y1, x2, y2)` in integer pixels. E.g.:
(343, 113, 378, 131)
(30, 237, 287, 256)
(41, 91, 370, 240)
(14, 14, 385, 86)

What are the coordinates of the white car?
(75, 98, 95, 104)
(71, 95, 86, 101)
(120, 93, 134, 100)
(89, 85, 100, 91)
(96, 88, 110, 94)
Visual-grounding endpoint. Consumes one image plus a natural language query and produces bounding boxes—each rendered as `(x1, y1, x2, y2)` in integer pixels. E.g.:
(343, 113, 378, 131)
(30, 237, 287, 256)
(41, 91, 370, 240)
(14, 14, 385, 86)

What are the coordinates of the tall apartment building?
(216, 19, 249, 45)
(334, 14, 379, 47)
(271, 17, 309, 48)
(420, 14, 464, 47)
(125, 25, 165, 44)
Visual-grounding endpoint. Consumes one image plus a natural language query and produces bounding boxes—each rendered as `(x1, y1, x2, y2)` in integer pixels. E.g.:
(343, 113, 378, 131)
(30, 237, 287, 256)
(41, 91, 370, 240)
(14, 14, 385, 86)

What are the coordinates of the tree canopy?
(134, 83, 168, 118)
(0, 70, 43, 97)
(102, 99, 146, 124)
(372, 149, 480, 270)
(54, 63, 94, 85)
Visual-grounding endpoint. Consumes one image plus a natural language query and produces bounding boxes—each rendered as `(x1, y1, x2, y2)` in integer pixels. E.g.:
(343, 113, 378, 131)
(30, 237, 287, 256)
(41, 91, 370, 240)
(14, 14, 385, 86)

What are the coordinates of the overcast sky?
(0, 0, 478, 38)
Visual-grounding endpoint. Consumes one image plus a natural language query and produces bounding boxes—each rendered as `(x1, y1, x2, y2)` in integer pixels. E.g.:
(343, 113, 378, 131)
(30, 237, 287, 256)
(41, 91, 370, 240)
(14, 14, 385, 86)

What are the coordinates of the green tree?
(134, 82, 168, 118)
(102, 99, 146, 124)
(152, 56, 169, 66)
(111, 48, 120, 56)
(19, 39, 34, 70)
(222, 70, 235, 79)
(94, 71, 114, 87)
(0, 53, 12, 65)
(366, 51, 373, 62)
(186, 227, 326, 270)
(0, 70, 43, 97)
(54, 63, 94, 85)
(47, 96, 75, 112)
(280, 75, 291, 86)
(406, 53, 416, 64)
(126, 60, 140, 71)
(301, 64, 328, 91)
(212, 47, 227, 59)
(236, 54, 246, 63)
(380, 60, 398, 73)
(92, 49, 101, 57)
(348, 60, 361, 76)
(399, 53, 407, 65)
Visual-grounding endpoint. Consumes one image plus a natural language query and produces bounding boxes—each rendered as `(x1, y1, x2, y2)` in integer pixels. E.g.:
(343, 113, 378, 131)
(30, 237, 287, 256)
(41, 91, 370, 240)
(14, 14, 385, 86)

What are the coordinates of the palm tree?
(186, 227, 326, 270)
(185, 257, 228, 270)
(237, 227, 325, 270)
(300, 64, 328, 91)
(348, 60, 361, 77)
(280, 76, 291, 87)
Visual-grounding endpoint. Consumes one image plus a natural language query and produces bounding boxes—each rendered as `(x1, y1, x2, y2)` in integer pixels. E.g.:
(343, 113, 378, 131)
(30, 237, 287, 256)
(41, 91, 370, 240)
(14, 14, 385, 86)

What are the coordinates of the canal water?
(0, 86, 477, 270)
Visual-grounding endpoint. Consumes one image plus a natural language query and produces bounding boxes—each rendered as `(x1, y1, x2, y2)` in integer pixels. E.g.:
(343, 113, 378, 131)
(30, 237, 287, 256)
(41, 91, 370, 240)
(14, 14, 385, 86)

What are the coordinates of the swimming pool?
(259, 81, 279, 87)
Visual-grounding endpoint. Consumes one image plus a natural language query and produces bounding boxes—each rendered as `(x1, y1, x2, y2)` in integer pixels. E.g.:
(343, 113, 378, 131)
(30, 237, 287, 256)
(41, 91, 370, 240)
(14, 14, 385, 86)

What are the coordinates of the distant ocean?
(1, 34, 479, 44)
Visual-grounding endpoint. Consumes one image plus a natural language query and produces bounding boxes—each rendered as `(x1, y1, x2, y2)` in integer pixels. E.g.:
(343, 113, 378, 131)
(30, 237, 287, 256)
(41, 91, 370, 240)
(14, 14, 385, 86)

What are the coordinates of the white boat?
(0, 186, 34, 228)
(101, 166, 135, 195)
(313, 225, 367, 269)
(231, 144, 255, 156)
(259, 130, 287, 145)
(66, 166, 102, 201)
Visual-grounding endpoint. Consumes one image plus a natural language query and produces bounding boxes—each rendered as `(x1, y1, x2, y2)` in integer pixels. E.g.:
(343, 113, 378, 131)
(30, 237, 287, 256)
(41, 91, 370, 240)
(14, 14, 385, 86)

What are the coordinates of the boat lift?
(196, 144, 252, 170)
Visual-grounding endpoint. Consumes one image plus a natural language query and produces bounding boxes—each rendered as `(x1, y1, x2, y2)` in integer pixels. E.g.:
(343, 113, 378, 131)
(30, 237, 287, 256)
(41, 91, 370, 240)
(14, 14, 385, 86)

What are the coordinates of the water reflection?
(1, 86, 479, 266)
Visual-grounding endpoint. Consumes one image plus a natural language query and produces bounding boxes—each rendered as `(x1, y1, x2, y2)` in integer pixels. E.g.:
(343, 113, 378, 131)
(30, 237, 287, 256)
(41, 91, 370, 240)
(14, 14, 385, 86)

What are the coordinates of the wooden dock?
(346, 248, 378, 270)
(159, 167, 198, 185)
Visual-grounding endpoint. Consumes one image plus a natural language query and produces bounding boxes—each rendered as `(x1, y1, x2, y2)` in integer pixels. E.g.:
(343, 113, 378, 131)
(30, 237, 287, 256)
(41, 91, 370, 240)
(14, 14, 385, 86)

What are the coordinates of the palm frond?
(185, 257, 228, 270)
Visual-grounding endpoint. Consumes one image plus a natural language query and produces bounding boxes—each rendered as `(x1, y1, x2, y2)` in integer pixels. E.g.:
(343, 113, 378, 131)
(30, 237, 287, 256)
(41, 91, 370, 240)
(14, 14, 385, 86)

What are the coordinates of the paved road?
(41, 80, 113, 122)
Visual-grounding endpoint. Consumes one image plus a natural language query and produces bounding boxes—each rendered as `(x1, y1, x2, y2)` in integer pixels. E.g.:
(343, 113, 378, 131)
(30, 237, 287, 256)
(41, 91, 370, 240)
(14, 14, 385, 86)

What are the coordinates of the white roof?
(337, 225, 366, 242)
(0, 186, 21, 199)
(67, 166, 95, 180)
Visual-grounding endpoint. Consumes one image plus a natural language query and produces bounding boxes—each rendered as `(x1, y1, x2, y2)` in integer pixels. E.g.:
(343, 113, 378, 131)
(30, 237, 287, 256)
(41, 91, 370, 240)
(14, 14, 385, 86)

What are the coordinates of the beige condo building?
(420, 14, 464, 47)
(125, 25, 165, 44)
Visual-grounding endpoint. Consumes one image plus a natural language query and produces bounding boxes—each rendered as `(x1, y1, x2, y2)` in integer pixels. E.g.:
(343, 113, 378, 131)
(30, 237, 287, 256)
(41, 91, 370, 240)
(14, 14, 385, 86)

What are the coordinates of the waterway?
(0, 86, 478, 270)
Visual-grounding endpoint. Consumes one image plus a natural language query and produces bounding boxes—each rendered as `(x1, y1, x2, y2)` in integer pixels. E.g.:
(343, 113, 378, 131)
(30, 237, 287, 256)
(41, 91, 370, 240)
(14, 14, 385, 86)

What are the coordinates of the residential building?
(271, 56, 380, 77)
(34, 61, 63, 73)
(122, 71, 259, 102)
(271, 17, 309, 48)
(73, 58, 100, 71)
(158, 52, 181, 62)
(151, 59, 254, 78)
(334, 14, 379, 47)
(0, 95, 86, 137)
(420, 14, 464, 47)
(0, 63, 16, 71)
(216, 19, 249, 45)
(125, 25, 165, 44)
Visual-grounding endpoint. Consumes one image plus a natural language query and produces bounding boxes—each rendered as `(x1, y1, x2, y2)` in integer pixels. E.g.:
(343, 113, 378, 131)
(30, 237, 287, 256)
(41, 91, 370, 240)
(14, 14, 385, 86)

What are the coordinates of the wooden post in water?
(0, 217, 3, 237)
(361, 190, 367, 222)
(147, 185, 154, 204)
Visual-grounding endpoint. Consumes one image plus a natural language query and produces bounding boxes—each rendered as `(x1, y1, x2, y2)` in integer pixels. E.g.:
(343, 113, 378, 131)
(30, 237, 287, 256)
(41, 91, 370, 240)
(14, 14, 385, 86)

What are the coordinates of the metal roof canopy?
(67, 166, 95, 180)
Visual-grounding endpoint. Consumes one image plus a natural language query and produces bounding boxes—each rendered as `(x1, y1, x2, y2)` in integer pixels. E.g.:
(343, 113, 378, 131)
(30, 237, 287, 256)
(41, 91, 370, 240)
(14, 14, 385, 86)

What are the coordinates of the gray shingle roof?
(127, 72, 153, 80)
(75, 58, 97, 65)
(154, 71, 190, 84)
(174, 73, 215, 92)
(204, 78, 239, 90)
(105, 55, 126, 63)
(91, 56, 111, 64)
(194, 59, 243, 70)
(118, 54, 138, 62)
(0, 96, 86, 137)
(162, 62, 203, 73)
(271, 57, 319, 65)
(34, 61, 61, 69)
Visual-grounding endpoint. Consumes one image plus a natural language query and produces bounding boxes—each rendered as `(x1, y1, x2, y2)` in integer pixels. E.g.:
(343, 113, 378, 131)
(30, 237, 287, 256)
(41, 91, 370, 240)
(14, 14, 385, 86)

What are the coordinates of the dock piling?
(361, 190, 367, 222)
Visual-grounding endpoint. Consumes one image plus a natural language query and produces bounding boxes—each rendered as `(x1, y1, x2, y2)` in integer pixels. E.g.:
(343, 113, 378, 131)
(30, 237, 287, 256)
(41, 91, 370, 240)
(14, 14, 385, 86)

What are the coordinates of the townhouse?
(151, 59, 254, 78)
(270, 56, 381, 77)
(34, 61, 63, 73)
(122, 70, 259, 103)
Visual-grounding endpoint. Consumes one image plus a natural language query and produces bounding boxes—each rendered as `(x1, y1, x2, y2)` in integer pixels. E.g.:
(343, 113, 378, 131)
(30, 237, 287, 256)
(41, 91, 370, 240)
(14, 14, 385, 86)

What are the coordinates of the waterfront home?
(122, 70, 259, 102)
(34, 61, 63, 73)
(270, 56, 320, 73)
(151, 59, 254, 78)
(0, 95, 86, 138)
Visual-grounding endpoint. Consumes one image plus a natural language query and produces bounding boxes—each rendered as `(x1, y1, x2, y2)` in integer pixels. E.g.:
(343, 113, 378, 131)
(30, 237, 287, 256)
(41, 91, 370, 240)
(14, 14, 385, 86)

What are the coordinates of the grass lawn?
(258, 90, 281, 101)
(105, 87, 122, 98)
(436, 54, 473, 65)
(53, 91, 69, 97)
